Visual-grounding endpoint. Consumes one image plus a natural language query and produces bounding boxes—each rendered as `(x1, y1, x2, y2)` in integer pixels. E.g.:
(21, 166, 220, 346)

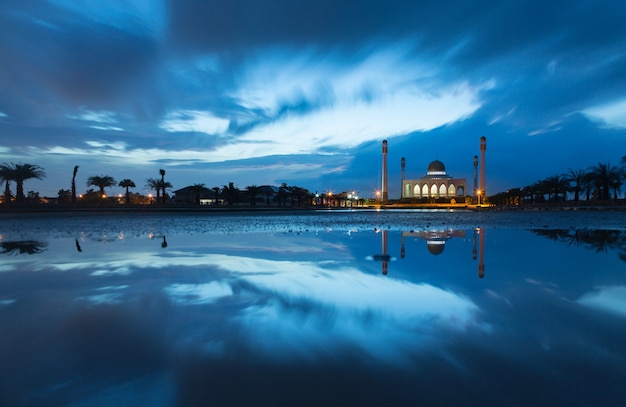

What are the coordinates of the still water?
(1, 210, 626, 406)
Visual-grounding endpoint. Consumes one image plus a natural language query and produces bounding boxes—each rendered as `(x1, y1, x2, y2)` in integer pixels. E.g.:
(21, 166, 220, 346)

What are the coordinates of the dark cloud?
(0, 1, 164, 123)
(166, 0, 422, 52)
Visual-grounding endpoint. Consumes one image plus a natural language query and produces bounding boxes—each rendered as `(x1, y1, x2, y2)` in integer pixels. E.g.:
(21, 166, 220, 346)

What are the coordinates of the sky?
(1, 0, 626, 199)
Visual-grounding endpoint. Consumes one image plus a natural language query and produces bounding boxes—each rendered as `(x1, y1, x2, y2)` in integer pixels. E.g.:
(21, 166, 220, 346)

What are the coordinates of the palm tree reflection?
(532, 229, 626, 261)
(0, 240, 48, 255)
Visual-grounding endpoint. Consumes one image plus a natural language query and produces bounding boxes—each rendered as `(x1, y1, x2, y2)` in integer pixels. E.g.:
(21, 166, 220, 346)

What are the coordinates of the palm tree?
(159, 169, 166, 204)
(221, 182, 240, 206)
(87, 175, 116, 197)
(611, 177, 624, 200)
(2, 163, 46, 203)
(58, 189, 71, 204)
(588, 162, 619, 200)
(159, 180, 173, 204)
(566, 169, 585, 202)
(146, 178, 160, 202)
(278, 183, 290, 206)
(0, 163, 13, 204)
(581, 171, 594, 201)
(71, 165, 79, 203)
(118, 179, 136, 204)
(246, 185, 261, 206)
(545, 174, 570, 202)
(1, 240, 48, 255)
(533, 180, 551, 203)
(610, 168, 625, 199)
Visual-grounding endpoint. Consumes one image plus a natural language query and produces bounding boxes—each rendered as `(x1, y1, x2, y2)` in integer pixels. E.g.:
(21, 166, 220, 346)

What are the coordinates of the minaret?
(400, 157, 405, 199)
(480, 137, 486, 201)
(382, 140, 388, 202)
(473, 155, 478, 199)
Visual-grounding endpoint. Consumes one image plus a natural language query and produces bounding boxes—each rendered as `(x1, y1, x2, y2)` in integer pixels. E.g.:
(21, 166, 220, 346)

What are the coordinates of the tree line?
(0, 162, 320, 207)
(490, 159, 626, 206)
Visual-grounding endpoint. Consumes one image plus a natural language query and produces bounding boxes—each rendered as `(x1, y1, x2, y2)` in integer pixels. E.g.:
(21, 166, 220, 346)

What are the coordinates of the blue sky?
(1, 0, 626, 198)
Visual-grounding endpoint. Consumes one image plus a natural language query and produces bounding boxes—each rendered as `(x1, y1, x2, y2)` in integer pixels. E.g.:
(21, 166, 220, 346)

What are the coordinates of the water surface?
(1, 211, 625, 406)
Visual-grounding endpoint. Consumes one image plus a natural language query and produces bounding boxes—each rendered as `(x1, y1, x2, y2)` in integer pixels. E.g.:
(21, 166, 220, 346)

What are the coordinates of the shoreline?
(1, 202, 626, 215)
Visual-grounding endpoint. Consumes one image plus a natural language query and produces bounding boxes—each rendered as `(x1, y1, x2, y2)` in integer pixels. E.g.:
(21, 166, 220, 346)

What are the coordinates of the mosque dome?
(427, 160, 446, 175)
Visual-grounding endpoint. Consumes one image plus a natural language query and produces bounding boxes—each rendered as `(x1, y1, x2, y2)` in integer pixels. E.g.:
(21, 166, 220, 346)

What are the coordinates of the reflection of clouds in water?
(76, 285, 130, 305)
(165, 282, 233, 305)
(0, 264, 17, 273)
(0, 299, 15, 307)
(578, 286, 626, 317)
(76, 292, 125, 305)
(91, 266, 132, 276)
(233, 261, 481, 363)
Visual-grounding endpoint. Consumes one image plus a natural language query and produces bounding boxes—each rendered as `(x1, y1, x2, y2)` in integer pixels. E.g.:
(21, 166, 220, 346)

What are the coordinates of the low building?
(173, 186, 216, 205)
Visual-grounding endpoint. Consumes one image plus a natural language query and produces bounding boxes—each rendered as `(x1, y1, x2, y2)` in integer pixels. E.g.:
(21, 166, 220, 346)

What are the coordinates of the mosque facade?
(401, 159, 467, 202)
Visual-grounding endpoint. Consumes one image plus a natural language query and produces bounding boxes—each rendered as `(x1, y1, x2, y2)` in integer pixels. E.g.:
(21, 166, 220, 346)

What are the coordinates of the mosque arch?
(413, 184, 421, 197)
(430, 184, 438, 197)
(448, 184, 456, 196)
(457, 186, 465, 196)
(422, 185, 429, 196)
(439, 184, 447, 196)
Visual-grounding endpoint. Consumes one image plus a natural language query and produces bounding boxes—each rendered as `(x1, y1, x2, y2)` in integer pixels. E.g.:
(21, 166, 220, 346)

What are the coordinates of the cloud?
(161, 45, 483, 162)
(582, 98, 626, 129)
(160, 110, 230, 135)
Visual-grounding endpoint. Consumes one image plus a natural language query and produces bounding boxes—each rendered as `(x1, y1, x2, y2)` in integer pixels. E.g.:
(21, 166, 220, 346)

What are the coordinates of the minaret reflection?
(477, 227, 485, 279)
(372, 229, 390, 275)
(472, 229, 477, 260)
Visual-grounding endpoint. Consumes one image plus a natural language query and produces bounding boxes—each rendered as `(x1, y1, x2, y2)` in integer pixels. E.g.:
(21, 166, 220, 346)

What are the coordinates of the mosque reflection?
(373, 228, 486, 278)
(0, 240, 48, 255)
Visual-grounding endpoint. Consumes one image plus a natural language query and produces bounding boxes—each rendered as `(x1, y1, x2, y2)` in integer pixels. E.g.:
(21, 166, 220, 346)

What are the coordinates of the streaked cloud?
(160, 110, 230, 135)
(583, 98, 626, 129)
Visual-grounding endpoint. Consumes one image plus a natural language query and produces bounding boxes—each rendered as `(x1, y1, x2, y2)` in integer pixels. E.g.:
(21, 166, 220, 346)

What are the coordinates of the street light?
(477, 189, 482, 205)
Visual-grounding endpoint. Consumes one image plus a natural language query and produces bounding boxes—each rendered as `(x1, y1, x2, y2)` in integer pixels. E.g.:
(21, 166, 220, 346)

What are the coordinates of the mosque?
(401, 159, 467, 202)
(381, 137, 487, 203)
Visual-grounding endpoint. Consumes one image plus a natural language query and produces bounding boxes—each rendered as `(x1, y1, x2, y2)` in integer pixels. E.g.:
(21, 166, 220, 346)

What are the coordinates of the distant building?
(401, 160, 467, 202)
(173, 186, 215, 205)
